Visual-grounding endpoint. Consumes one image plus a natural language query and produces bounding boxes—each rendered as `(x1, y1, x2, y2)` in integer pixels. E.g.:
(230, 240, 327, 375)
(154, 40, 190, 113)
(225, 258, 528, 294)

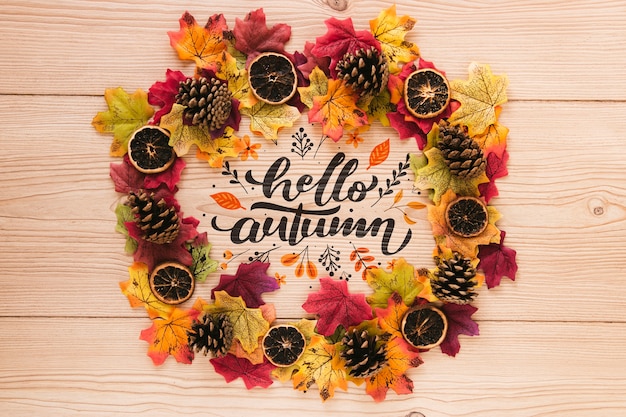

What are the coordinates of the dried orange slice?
(127, 126, 175, 174)
(262, 324, 306, 367)
(401, 305, 448, 350)
(404, 68, 450, 119)
(248, 52, 298, 105)
(149, 262, 195, 305)
(445, 196, 489, 238)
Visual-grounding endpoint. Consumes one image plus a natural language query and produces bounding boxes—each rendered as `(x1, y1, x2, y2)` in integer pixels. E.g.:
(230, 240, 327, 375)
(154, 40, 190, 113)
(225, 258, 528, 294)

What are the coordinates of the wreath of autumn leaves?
(93, 6, 518, 402)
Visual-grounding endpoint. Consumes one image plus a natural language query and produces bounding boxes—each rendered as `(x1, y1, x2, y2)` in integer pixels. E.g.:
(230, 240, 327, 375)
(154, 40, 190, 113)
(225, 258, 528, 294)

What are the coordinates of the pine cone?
(176, 76, 232, 131)
(127, 191, 179, 244)
(188, 313, 234, 357)
(335, 47, 389, 97)
(437, 120, 486, 179)
(431, 252, 478, 304)
(341, 328, 387, 378)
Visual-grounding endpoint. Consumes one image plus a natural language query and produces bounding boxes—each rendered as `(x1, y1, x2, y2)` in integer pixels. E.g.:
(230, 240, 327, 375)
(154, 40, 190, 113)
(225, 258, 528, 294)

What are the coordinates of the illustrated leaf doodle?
(211, 261, 279, 308)
(211, 355, 275, 389)
(119, 262, 172, 318)
(302, 277, 373, 336)
(448, 62, 509, 136)
(308, 78, 368, 142)
(369, 5, 420, 74)
(367, 138, 390, 170)
(92, 87, 154, 157)
(168, 12, 229, 70)
(240, 101, 301, 141)
(366, 258, 423, 309)
(291, 335, 348, 401)
(211, 192, 246, 210)
(139, 306, 200, 365)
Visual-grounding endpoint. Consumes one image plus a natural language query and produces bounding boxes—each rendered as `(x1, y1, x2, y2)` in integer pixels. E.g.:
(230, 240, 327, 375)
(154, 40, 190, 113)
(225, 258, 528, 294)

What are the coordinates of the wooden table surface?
(1, 1, 626, 416)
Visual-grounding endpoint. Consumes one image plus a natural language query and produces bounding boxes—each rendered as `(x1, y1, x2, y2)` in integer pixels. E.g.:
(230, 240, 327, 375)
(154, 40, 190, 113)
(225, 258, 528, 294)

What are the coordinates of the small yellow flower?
(275, 272, 286, 286)
(234, 135, 261, 161)
(346, 131, 364, 148)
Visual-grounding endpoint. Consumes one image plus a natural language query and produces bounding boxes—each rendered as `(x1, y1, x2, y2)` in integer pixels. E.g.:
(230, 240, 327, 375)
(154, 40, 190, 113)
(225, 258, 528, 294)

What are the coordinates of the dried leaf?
(119, 262, 172, 319)
(367, 139, 390, 170)
(281, 252, 300, 266)
(478, 231, 517, 289)
(211, 192, 246, 210)
(473, 109, 509, 157)
(233, 8, 291, 64)
(92, 87, 154, 157)
(291, 335, 348, 401)
(297, 41, 331, 79)
(240, 101, 301, 141)
(211, 261, 279, 308)
(110, 157, 145, 194)
(143, 157, 186, 192)
(369, 5, 420, 74)
(139, 306, 200, 365)
(168, 12, 229, 70)
(211, 355, 275, 389)
(159, 104, 212, 156)
(366, 258, 423, 309)
(448, 62, 508, 136)
(439, 303, 479, 357)
(302, 277, 373, 336)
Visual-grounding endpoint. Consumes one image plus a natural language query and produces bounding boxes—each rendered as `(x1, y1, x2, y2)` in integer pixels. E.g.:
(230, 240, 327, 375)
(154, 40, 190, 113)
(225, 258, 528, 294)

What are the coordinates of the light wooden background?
(1, 0, 626, 416)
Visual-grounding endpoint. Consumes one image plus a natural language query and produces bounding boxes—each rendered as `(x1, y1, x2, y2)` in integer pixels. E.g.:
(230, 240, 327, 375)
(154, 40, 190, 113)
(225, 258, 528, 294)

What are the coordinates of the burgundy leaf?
(110, 157, 145, 194)
(440, 303, 479, 357)
(144, 157, 186, 192)
(211, 261, 280, 308)
(297, 41, 331, 79)
(148, 69, 187, 123)
(211, 355, 275, 389)
(233, 8, 291, 64)
(478, 150, 509, 203)
(478, 231, 518, 288)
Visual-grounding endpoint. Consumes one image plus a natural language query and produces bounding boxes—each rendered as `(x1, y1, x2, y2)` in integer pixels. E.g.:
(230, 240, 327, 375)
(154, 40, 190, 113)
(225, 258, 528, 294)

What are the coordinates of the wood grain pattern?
(1, 0, 626, 416)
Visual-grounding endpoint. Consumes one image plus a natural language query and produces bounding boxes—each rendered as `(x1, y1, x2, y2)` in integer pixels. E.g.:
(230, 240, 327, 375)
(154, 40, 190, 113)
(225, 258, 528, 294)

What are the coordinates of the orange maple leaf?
(308, 79, 368, 142)
(139, 307, 200, 365)
(168, 12, 229, 70)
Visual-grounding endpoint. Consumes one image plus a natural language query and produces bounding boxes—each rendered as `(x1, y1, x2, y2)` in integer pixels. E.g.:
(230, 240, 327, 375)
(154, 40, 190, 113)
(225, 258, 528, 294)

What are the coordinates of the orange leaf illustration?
(295, 263, 304, 277)
(367, 139, 390, 170)
(407, 201, 426, 209)
(349, 251, 358, 262)
(211, 192, 246, 210)
(403, 214, 416, 225)
(168, 12, 229, 70)
(306, 261, 318, 279)
(281, 253, 300, 266)
(393, 189, 404, 204)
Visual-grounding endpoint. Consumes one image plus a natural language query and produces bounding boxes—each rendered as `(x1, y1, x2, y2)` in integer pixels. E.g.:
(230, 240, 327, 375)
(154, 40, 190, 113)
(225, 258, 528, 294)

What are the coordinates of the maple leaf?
(211, 261, 279, 308)
(298, 66, 329, 109)
(363, 337, 423, 402)
(271, 318, 318, 382)
(297, 41, 331, 79)
(369, 5, 420, 74)
(114, 203, 138, 254)
(473, 107, 509, 157)
(302, 277, 372, 336)
(119, 262, 173, 319)
(228, 304, 276, 364)
(126, 215, 199, 271)
(206, 291, 270, 354)
(439, 303, 479, 357)
(92, 87, 154, 157)
(211, 355, 275, 389)
(139, 306, 200, 365)
(308, 78, 368, 142)
(375, 292, 409, 339)
(195, 126, 240, 168)
(168, 12, 229, 70)
(366, 258, 423, 310)
(110, 157, 144, 194)
(411, 147, 489, 205)
(478, 231, 517, 289)
(360, 89, 393, 126)
(188, 232, 218, 283)
(233, 8, 291, 64)
(143, 157, 185, 192)
(448, 62, 509, 136)
(312, 17, 380, 74)
(427, 190, 501, 258)
(159, 104, 213, 156)
(148, 69, 187, 123)
(478, 150, 509, 203)
(217, 54, 258, 109)
(240, 101, 301, 141)
(291, 335, 348, 401)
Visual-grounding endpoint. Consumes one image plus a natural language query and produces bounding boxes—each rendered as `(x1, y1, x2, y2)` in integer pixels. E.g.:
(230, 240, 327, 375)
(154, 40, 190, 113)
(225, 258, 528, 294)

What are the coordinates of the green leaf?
(366, 258, 423, 309)
(115, 203, 137, 254)
(189, 241, 218, 282)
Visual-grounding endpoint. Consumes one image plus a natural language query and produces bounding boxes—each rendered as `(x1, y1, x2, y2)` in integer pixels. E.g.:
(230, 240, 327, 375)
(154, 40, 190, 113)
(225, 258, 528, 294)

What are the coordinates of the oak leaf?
(206, 291, 270, 354)
(366, 258, 423, 310)
(440, 303, 479, 357)
(139, 306, 200, 365)
(210, 192, 246, 210)
(369, 5, 420, 74)
(240, 101, 301, 141)
(119, 262, 172, 319)
(302, 277, 372, 336)
(478, 231, 517, 289)
(92, 87, 154, 157)
(211, 261, 279, 308)
(367, 139, 390, 170)
(448, 62, 508, 136)
(308, 78, 368, 142)
(168, 12, 229, 70)
(211, 355, 275, 389)
(291, 335, 348, 401)
(233, 8, 291, 64)
(188, 232, 218, 283)
(478, 150, 509, 203)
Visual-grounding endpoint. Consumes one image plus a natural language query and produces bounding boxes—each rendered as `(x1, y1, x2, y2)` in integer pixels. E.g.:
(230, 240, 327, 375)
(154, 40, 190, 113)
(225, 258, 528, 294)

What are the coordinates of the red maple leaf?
(311, 17, 380, 75)
(210, 355, 275, 389)
(478, 150, 509, 203)
(478, 231, 518, 288)
(143, 157, 186, 192)
(233, 8, 291, 64)
(297, 41, 331, 79)
(126, 214, 199, 271)
(148, 69, 187, 123)
(302, 277, 372, 336)
(211, 261, 280, 308)
(110, 157, 145, 194)
(439, 303, 479, 357)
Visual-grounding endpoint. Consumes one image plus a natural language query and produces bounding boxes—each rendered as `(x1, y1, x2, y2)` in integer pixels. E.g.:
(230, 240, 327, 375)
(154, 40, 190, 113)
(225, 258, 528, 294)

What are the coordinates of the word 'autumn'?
(210, 153, 412, 255)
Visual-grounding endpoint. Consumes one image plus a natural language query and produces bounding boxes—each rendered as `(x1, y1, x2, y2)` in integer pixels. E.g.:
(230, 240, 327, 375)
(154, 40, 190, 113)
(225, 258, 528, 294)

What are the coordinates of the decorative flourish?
(372, 153, 411, 206)
(221, 160, 248, 193)
(281, 246, 318, 279)
(318, 245, 341, 277)
(349, 244, 376, 280)
(291, 127, 313, 158)
(384, 189, 426, 225)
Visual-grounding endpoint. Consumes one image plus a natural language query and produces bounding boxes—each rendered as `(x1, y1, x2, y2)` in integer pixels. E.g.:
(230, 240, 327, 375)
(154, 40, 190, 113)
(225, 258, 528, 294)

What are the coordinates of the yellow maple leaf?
(291, 335, 348, 401)
(298, 66, 329, 109)
(195, 126, 240, 167)
(228, 304, 276, 365)
(369, 5, 420, 74)
(240, 102, 301, 141)
(205, 291, 270, 354)
(309, 79, 368, 142)
(217, 54, 258, 109)
(271, 318, 317, 382)
(168, 12, 229, 70)
(159, 104, 211, 156)
(139, 307, 198, 365)
(472, 107, 509, 156)
(119, 262, 173, 319)
(92, 87, 154, 157)
(448, 62, 509, 136)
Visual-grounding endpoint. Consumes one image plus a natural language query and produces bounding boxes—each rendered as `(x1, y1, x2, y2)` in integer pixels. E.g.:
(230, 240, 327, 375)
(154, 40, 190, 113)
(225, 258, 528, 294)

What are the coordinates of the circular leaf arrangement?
(93, 7, 518, 402)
